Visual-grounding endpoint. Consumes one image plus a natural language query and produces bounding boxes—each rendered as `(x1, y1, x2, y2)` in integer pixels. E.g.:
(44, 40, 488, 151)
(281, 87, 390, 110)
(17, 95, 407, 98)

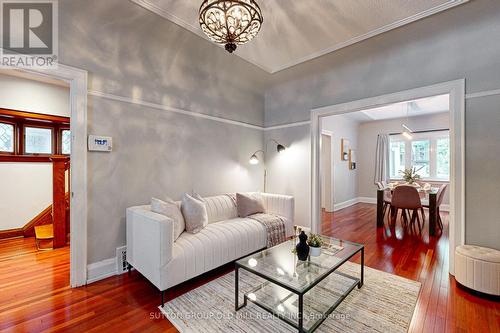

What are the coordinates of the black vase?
(295, 231, 310, 261)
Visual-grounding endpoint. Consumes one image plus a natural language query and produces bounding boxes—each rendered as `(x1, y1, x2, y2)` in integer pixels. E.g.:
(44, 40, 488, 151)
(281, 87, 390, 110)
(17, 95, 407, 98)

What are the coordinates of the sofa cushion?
(203, 195, 238, 224)
(236, 192, 265, 217)
(150, 197, 185, 241)
(161, 217, 267, 289)
(181, 194, 208, 234)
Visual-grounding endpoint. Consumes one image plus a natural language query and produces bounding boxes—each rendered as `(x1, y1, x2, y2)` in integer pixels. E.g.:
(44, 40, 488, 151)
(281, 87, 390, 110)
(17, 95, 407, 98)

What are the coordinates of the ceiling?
(131, 0, 468, 73)
(339, 94, 450, 123)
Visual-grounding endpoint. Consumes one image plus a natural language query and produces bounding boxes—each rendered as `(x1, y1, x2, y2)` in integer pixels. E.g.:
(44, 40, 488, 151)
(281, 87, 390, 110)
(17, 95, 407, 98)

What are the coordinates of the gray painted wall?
(46, 0, 500, 265)
(58, 0, 268, 264)
(264, 0, 500, 250)
(60, 0, 268, 126)
(264, 126, 311, 227)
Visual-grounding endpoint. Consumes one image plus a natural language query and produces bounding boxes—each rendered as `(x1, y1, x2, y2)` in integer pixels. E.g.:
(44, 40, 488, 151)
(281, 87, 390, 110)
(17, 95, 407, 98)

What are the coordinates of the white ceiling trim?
(271, 0, 469, 73)
(131, 0, 468, 74)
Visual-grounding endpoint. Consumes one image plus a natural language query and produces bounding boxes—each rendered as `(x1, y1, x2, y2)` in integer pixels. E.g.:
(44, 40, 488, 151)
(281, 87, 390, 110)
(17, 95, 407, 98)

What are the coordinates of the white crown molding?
(270, 0, 469, 73)
(131, 0, 468, 74)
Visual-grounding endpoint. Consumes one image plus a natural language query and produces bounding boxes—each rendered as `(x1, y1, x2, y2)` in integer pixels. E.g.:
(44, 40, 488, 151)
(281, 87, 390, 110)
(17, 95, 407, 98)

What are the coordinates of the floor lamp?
(249, 139, 286, 192)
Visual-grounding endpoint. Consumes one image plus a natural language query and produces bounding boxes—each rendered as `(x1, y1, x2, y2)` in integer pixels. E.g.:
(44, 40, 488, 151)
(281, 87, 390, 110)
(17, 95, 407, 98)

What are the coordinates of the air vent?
(116, 246, 127, 274)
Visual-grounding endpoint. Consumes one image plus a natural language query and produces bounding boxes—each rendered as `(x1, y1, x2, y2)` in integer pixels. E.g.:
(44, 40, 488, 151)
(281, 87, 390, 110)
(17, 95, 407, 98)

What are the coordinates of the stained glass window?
(0, 123, 14, 152)
(62, 129, 71, 154)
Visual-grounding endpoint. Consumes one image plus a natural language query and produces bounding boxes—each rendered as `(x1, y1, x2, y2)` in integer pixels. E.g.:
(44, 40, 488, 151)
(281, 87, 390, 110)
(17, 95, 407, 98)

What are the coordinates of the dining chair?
(376, 182, 392, 220)
(423, 184, 448, 229)
(390, 185, 425, 233)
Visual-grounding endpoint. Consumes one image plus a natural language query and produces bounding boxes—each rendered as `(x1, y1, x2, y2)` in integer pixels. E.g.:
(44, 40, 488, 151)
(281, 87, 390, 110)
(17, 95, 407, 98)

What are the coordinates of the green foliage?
(307, 234, 323, 248)
(399, 167, 421, 184)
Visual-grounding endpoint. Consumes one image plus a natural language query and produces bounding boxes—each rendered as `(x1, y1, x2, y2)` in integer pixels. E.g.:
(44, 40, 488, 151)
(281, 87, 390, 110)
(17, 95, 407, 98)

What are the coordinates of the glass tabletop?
(236, 236, 363, 294)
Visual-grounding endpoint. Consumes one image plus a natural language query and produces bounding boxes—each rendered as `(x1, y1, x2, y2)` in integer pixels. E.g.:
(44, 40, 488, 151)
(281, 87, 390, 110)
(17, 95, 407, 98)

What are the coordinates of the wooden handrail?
(50, 156, 70, 248)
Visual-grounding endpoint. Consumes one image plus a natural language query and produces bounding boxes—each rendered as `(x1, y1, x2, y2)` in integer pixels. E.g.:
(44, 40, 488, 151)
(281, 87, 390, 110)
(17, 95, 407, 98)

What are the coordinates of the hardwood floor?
(0, 204, 498, 332)
(322, 203, 500, 333)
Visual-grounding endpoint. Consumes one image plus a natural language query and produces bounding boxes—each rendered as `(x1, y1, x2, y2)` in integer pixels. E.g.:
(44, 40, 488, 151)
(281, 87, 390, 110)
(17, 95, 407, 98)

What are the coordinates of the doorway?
(0, 71, 72, 285)
(0, 66, 88, 287)
(311, 80, 465, 275)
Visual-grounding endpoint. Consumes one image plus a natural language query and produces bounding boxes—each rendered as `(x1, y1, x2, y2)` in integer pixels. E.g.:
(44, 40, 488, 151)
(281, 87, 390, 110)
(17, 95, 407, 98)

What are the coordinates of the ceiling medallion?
(199, 0, 263, 53)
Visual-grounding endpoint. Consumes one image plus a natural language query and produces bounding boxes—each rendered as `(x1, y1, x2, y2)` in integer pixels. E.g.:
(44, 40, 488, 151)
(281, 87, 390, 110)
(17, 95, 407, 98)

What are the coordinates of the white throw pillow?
(236, 192, 265, 217)
(181, 193, 208, 234)
(151, 197, 185, 241)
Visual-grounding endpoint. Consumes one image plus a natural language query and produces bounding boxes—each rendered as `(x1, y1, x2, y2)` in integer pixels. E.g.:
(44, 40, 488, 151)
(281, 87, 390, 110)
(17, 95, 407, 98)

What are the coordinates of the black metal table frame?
(235, 244, 364, 333)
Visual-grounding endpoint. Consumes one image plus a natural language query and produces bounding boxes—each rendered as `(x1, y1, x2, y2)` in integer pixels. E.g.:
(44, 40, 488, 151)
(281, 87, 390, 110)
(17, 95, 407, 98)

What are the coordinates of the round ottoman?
(455, 245, 500, 296)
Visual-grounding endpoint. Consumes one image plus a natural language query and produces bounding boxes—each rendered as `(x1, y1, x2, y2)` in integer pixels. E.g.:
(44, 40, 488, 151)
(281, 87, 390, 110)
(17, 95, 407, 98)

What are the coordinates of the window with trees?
(0, 109, 70, 160)
(389, 130, 450, 181)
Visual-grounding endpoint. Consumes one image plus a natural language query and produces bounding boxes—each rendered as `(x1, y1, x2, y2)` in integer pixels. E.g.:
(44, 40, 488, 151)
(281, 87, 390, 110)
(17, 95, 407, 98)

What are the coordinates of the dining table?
(376, 184, 440, 236)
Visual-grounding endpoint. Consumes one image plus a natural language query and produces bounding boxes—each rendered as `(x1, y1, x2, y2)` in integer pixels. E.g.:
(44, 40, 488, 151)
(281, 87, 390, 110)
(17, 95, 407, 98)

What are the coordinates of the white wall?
(357, 112, 450, 204)
(0, 163, 53, 230)
(0, 73, 70, 117)
(322, 116, 359, 207)
(0, 73, 69, 231)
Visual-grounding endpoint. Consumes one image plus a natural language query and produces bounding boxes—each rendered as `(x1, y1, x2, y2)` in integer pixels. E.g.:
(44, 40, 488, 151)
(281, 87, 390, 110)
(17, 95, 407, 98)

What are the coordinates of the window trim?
(0, 108, 70, 161)
(389, 130, 450, 181)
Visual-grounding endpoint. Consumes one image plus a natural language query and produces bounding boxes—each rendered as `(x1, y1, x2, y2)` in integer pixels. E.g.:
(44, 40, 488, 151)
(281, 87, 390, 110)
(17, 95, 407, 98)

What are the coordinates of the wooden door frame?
(5, 65, 89, 287)
(311, 79, 465, 276)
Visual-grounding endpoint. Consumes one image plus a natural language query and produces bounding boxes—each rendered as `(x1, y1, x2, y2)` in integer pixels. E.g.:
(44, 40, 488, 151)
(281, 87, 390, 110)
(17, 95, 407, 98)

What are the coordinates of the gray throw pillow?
(181, 193, 208, 234)
(151, 197, 185, 241)
(236, 192, 265, 217)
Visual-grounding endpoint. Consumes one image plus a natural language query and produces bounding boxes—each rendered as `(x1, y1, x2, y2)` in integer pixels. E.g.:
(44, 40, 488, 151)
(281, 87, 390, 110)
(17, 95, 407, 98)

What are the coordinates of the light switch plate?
(88, 135, 112, 152)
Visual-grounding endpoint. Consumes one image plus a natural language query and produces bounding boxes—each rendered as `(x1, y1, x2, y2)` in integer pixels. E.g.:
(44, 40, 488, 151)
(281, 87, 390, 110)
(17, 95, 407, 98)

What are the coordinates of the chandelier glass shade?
(199, 0, 263, 53)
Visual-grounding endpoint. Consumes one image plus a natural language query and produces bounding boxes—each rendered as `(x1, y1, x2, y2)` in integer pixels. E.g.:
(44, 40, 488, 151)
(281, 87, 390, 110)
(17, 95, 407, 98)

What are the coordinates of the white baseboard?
(358, 197, 377, 204)
(87, 258, 117, 284)
(333, 198, 360, 211)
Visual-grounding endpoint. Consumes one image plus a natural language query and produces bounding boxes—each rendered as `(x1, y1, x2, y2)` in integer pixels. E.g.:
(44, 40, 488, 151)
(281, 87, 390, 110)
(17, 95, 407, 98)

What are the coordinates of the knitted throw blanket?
(248, 213, 287, 248)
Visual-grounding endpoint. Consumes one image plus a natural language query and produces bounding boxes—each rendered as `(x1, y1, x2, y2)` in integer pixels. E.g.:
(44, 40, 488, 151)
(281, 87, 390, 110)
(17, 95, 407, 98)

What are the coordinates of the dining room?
(320, 93, 452, 241)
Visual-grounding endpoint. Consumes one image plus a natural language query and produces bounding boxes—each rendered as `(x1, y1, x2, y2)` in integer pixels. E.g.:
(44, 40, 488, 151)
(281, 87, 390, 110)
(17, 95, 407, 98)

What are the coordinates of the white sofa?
(126, 193, 294, 304)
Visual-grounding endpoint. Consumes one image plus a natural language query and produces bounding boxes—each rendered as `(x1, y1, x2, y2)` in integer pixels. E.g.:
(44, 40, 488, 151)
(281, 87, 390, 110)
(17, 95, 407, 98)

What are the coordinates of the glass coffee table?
(235, 236, 364, 333)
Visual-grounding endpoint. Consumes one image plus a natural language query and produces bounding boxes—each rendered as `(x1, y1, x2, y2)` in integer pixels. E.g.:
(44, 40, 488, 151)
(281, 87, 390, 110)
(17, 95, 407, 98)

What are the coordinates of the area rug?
(159, 262, 421, 332)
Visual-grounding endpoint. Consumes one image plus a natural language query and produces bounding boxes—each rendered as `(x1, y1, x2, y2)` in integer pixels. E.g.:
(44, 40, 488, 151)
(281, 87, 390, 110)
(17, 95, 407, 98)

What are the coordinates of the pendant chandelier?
(199, 0, 263, 53)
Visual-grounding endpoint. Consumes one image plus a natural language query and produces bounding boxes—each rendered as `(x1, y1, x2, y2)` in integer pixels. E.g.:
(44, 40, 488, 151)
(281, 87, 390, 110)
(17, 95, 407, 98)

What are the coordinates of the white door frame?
(15, 64, 88, 287)
(321, 130, 334, 212)
(311, 79, 465, 275)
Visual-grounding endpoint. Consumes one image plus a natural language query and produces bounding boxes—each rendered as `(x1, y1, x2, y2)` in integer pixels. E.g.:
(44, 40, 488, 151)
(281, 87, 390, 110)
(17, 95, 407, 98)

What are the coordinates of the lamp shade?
(277, 144, 286, 153)
(249, 154, 259, 165)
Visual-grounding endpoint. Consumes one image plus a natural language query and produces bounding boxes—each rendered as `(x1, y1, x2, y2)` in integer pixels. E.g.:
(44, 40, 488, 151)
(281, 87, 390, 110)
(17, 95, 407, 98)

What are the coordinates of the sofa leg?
(161, 290, 165, 308)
